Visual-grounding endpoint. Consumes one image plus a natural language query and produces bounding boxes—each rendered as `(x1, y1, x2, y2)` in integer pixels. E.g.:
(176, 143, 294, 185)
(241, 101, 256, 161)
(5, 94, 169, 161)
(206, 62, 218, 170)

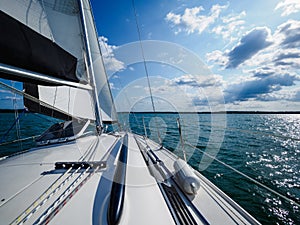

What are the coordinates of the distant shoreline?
(1, 109, 300, 114)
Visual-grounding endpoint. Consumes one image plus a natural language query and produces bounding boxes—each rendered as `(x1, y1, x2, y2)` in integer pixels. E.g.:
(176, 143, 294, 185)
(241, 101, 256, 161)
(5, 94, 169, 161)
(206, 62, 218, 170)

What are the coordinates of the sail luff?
(77, 0, 103, 128)
(78, 0, 118, 124)
(82, 0, 118, 123)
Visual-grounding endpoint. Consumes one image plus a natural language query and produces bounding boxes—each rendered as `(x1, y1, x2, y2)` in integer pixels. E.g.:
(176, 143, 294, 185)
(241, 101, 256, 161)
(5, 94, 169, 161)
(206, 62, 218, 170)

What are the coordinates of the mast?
(77, 0, 103, 132)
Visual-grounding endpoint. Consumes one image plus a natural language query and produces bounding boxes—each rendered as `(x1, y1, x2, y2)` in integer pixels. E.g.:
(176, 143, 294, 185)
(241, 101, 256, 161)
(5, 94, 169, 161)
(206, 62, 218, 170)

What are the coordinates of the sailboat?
(0, 0, 261, 224)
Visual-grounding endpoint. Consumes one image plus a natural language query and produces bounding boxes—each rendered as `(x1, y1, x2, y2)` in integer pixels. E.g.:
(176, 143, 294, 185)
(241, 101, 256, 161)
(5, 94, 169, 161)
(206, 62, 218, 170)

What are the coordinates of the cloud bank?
(275, 0, 300, 17)
(165, 4, 227, 35)
(225, 27, 273, 68)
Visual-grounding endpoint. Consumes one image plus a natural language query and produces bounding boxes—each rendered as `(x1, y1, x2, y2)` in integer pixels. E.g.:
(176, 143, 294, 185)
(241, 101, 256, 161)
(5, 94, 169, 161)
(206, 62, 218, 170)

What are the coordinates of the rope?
(34, 166, 96, 225)
(9, 167, 74, 225)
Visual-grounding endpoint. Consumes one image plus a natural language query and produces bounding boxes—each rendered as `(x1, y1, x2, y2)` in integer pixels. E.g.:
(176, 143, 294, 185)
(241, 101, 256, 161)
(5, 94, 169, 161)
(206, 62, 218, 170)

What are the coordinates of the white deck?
(0, 133, 260, 225)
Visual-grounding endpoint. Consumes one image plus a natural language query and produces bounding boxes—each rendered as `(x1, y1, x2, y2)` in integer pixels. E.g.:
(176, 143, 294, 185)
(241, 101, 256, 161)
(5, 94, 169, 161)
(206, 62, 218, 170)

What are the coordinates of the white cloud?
(0, 89, 11, 94)
(206, 50, 228, 67)
(212, 11, 246, 40)
(275, 0, 300, 16)
(114, 74, 226, 112)
(98, 36, 125, 74)
(207, 20, 300, 71)
(205, 19, 300, 106)
(1, 96, 22, 101)
(109, 82, 118, 90)
(165, 4, 227, 35)
(170, 74, 224, 88)
(226, 27, 273, 68)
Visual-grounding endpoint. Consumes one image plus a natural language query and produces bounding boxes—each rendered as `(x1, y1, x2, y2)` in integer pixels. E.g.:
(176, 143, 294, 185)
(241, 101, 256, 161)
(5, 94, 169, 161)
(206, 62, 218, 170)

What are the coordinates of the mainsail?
(0, 0, 117, 123)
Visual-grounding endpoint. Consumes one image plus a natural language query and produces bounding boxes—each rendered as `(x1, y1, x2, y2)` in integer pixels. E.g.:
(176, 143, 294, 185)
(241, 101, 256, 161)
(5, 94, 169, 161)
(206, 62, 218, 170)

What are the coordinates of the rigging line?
(112, 74, 138, 132)
(0, 135, 39, 147)
(82, 50, 99, 123)
(52, 87, 58, 118)
(78, 0, 104, 130)
(0, 80, 84, 122)
(99, 29, 139, 132)
(150, 114, 284, 140)
(12, 81, 23, 150)
(79, 136, 98, 161)
(14, 166, 80, 225)
(137, 115, 299, 142)
(68, 86, 71, 115)
(184, 141, 300, 208)
(131, 0, 163, 144)
(88, 136, 101, 161)
(86, 2, 118, 123)
(98, 45, 126, 131)
(0, 108, 27, 144)
(9, 167, 73, 224)
(34, 166, 94, 225)
(132, 0, 156, 113)
(40, 0, 54, 42)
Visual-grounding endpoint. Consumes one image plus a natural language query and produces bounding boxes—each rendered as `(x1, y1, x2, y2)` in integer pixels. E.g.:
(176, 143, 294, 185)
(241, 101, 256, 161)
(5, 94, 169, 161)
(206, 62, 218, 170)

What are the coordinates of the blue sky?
(0, 80, 23, 109)
(92, 0, 300, 112)
(1, 0, 299, 112)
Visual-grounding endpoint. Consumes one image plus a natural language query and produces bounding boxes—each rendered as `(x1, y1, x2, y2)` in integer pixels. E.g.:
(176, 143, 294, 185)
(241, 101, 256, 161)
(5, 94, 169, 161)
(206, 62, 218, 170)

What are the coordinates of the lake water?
(1, 112, 299, 224)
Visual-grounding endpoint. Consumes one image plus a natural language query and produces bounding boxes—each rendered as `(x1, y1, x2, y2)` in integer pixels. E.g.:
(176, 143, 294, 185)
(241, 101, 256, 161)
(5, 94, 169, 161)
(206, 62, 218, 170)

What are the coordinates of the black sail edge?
(0, 10, 78, 84)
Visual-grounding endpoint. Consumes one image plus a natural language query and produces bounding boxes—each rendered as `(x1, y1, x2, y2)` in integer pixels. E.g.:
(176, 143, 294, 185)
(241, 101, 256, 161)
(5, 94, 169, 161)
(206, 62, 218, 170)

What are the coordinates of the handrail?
(107, 134, 128, 225)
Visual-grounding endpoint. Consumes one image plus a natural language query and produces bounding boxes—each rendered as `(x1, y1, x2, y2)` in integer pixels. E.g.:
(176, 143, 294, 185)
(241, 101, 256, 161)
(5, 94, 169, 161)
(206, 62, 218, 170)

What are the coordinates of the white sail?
(0, 0, 116, 122)
(1, 0, 86, 81)
(0, 0, 53, 39)
(38, 85, 96, 120)
(80, 0, 117, 122)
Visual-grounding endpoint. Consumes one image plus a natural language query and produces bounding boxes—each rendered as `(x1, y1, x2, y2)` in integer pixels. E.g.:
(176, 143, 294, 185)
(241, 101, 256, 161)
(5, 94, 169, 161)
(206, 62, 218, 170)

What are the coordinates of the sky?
(0, 0, 299, 112)
(91, 0, 300, 112)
